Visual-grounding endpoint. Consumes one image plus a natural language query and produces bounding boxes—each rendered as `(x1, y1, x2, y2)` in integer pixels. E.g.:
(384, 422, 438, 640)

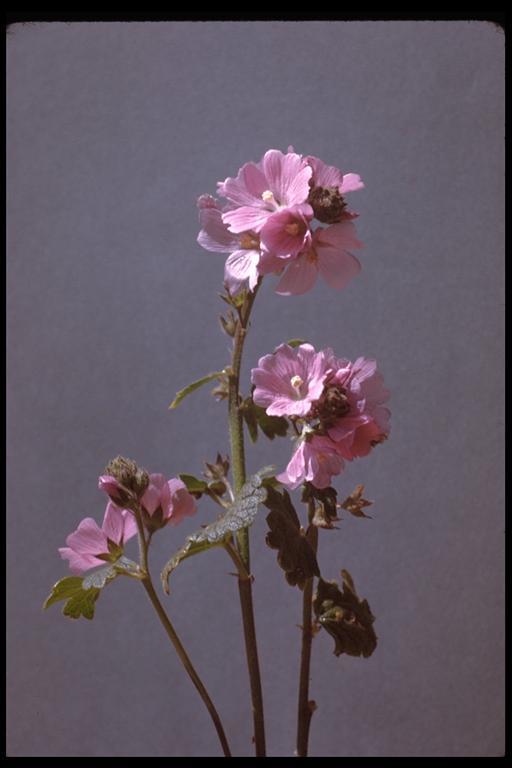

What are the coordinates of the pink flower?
(253, 343, 390, 488)
(59, 502, 138, 575)
(197, 198, 282, 293)
(276, 434, 344, 490)
(141, 474, 197, 528)
(323, 356, 390, 459)
(275, 221, 362, 296)
(251, 343, 330, 417)
(219, 149, 313, 235)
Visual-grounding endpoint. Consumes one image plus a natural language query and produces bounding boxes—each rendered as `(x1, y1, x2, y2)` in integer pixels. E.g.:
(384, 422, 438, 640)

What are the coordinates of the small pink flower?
(275, 221, 362, 296)
(251, 343, 330, 417)
(276, 434, 344, 490)
(219, 149, 313, 235)
(141, 474, 197, 528)
(59, 502, 138, 575)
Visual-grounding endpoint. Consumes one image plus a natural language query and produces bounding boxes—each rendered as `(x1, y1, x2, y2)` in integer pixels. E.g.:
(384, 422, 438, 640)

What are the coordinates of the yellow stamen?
(291, 375, 303, 389)
(239, 233, 260, 250)
(261, 190, 274, 202)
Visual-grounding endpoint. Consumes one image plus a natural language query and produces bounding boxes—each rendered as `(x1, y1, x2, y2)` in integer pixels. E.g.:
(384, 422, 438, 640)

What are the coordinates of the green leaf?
(62, 588, 101, 620)
(44, 576, 101, 621)
(264, 486, 320, 589)
(286, 338, 308, 348)
(242, 402, 259, 443)
(169, 372, 225, 409)
(43, 576, 84, 609)
(161, 467, 273, 592)
(179, 473, 209, 496)
(241, 397, 288, 442)
(313, 570, 377, 658)
(44, 557, 140, 621)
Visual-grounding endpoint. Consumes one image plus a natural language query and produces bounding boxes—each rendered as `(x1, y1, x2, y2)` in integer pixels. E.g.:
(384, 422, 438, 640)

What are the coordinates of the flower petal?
(222, 206, 272, 234)
(102, 502, 126, 544)
(275, 255, 318, 295)
(217, 161, 268, 207)
(59, 547, 104, 575)
(65, 518, 108, 556)
(340, 173, 364, 193)
(318, 248, 361, 290)
(262, 149, 312, 206)
(197, 208, 240, 253)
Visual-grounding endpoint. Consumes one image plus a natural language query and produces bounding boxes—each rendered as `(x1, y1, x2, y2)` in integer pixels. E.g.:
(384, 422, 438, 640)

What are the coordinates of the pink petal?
(314, 221, 363, 251)
(275, 255, 318, 295)
(223, 206, 272, 234)
(197, 208, 240, 253)
(225, 249, 260, 290)
(141, 473, 170, 516)
(257, 249, 285, 275)
(59, 547, 104, 575)
(167, 479, 197, 525)
(340, 173, 364, 193)
(197, 194, 221, 210)
(318, 248, 361, 290)
(102, 502, 125, 544)
(121, 510, 138, 543)
(306, 156, 345, 190)
(217, 161, 267, 207)
(276, 441, 308, 489)
(262, 149, 311, 206)
(65, 518, 108, 556)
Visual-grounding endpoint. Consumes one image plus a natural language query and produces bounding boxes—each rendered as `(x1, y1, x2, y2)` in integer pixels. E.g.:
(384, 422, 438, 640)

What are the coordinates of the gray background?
(6, 21, 505, 757)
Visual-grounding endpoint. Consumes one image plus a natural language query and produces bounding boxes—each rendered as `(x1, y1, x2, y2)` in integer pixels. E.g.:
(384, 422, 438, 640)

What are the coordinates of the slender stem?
(134, 504, 231, 758)
(296, 503, 319, 758)
(141, 577, 232, 758)
(227, 282, 266, 757)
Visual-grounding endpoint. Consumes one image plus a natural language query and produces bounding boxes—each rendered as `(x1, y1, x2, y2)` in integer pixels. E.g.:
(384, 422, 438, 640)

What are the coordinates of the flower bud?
(101, 456, 149, 506)
(307, 185, 348, 224)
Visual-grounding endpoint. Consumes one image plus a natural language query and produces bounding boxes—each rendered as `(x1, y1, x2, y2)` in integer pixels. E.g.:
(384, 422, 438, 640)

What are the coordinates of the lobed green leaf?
(161, 467, 273, 592)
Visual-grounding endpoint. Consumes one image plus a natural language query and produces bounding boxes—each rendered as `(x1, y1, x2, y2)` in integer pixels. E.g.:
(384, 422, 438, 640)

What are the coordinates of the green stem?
(227, 283, 266, 757)
(296, 502, 319, 758)
(134, 505, 232, 758)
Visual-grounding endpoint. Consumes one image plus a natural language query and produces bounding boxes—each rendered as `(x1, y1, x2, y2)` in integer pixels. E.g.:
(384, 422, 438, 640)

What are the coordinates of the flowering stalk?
(133, 502, 232, 758)
(227, 281, 266, 757)
(296, 499, 318, 758)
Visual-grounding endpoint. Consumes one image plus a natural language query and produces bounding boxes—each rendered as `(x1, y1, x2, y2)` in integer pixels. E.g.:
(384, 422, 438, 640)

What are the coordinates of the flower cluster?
(197, 148, 364, 296)
(251, 343, 390, 489)
(59, 466, 197, 575)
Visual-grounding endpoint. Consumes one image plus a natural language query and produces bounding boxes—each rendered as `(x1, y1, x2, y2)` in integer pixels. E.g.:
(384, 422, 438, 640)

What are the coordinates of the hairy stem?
(134, 505, 231, 758)
(296, 502, 319, 758)
(227, 283, 266, 757)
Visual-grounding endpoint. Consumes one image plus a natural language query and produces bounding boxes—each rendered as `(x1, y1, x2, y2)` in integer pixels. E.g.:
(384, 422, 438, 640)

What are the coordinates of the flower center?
(239, 232, 260, 250)
(307, 185, 347, 224)
(291, 374, 304, 392)
(310, 384, 350, 425)
(261, 190, 274, 202)
(284, 222, 300, 236)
